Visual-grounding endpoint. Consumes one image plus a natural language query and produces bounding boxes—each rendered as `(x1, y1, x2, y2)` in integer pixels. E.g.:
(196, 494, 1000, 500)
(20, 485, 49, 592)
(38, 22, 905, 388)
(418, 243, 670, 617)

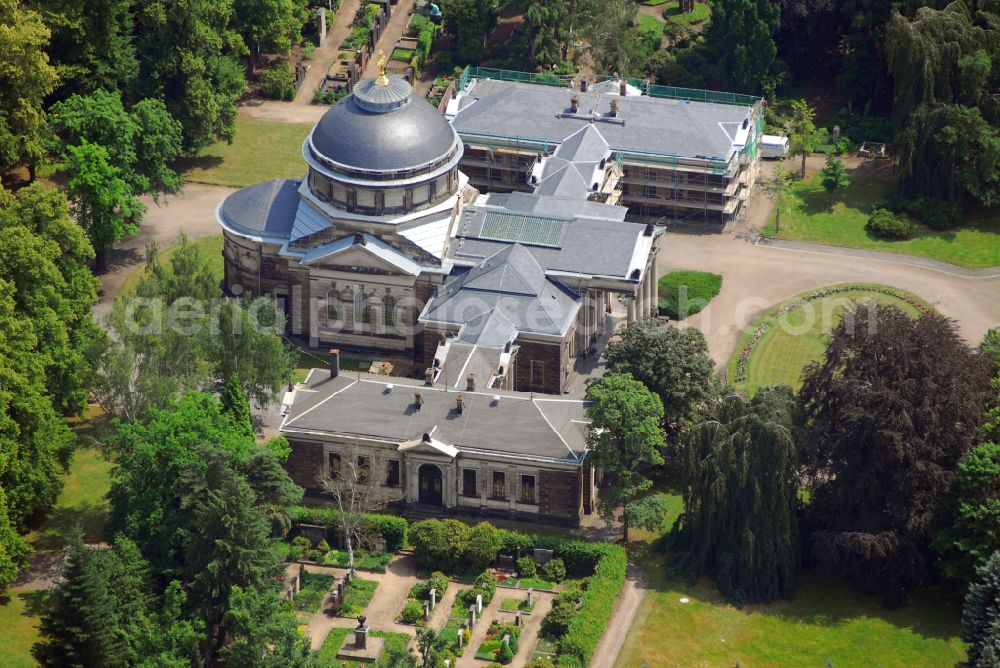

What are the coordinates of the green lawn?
(316, 628, 410, 667)
(291, 572, 336, 622)
(662, 1, 711, 23)
(657, 270, 722, 319)
(26, 447, 114, 550)
(727, 285, 928, 395)
(175, 118, 312, 188)
(637, 14, 665, 36)
(0, 590, 49, 668)
(617, 489, 966, 667)
(119, 235, 224, 297)
(764, 172, 1000, 268)
(339, 578, 378, 617)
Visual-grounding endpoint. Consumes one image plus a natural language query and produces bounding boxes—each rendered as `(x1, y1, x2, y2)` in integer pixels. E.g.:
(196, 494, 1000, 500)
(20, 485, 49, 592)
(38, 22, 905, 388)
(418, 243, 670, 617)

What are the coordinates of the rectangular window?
(463, 468, 477, 497)
(327, 453, 341, 479)
(520, 474, 536, 503)
(357, 456, 370, 483)
(531, 360, 544, 385)
(644, 184, 657, 199)
(492, 471, 506, 499)
(386, 460, 400, 487)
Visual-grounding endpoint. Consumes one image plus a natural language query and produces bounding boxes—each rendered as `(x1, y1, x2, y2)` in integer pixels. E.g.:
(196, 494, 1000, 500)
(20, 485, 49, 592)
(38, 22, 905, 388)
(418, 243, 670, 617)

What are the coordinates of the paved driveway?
(659, 231, 1000, 368)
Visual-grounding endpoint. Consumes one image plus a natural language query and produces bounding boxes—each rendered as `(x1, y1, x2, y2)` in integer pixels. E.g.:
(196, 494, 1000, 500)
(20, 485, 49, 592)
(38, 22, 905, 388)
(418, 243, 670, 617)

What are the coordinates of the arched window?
(361, 299, 374, 325)
(383, 293, 396, 327)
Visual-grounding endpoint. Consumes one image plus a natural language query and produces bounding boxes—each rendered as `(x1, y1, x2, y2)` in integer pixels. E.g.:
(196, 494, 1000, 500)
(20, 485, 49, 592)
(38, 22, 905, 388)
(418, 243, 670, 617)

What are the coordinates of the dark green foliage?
(217, 585, 319, 668)
(34, 532, 124, 667)
(133, 0, 247, 152)
(399, 599, 425, 624)
(820, 154, 851, 194)
(707, 0, 780, 93)
(541, 557, 566, 583)
(442, 0, 500, 64)
(497, 641, 514, 664)
(517, 556, 538, 578)
(410, 518, 471, 572)
(472, 571, 498, 604)
(259, 61, 296, 101)
(285, 506, 408, 551)
(232, 0, 307, 58)
(800, 305, 993, 606)
(586, 373, 667, 543)
(0, 489, 29, 591)
(555, 544, 627, 665)
(221, 372, 255, 440)
(934, 441, 1000, 583)
(604, 319, 715, 438)
(465, 521, 504, 571)
(656, 271, 723, 320)
(541, 587, 578, 637)
(982, 328, 1000, 377)
(865, 208, 913, 240)
(679, 386, 801, 604)
(962, 550, 1000, 666)
(409, 571, 449, 601)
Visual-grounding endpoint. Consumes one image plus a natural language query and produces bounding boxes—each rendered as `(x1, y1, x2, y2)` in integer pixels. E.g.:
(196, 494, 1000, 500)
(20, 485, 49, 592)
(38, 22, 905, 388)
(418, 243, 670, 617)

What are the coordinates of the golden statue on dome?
(375, 50, 389, 86)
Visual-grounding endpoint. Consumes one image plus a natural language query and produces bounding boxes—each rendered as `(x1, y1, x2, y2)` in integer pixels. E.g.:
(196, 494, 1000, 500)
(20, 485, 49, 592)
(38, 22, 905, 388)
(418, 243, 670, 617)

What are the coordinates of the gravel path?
(591, 562, 647, 668)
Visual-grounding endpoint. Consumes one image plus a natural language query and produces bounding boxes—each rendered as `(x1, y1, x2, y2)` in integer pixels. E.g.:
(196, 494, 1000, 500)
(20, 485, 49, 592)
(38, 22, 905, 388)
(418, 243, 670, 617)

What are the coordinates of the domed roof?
(309, 75, 460, 173)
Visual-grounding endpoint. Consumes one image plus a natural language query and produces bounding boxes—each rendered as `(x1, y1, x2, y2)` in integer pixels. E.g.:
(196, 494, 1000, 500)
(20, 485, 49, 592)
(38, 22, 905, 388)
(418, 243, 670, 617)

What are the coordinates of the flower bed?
(732, 284, 932, 383)
(474, 621, 521, 663)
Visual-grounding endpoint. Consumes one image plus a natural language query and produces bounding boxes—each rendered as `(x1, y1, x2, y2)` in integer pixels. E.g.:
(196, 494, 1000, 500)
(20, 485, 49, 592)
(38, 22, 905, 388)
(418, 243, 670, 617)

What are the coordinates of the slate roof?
(452, 79, 754, 162)
(310, 79, 460, 172)
(422, 244, 581, 338)
(450, 205, 650, 279)
(218, 178, 300, 240)
(282, 372, 589, 463)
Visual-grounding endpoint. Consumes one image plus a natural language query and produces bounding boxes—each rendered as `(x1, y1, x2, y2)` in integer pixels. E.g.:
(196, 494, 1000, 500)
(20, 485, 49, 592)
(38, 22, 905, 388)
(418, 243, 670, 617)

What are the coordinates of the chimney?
(424, 368, 434, 385)
(619, 80, 627, 97)
(570, 95, 580, 114)
(644, 223, 654, 236)
(466, 374, 476, 391)
(580, 78, 588, 92)
(353, 232, 366, 245)
(414, 391, 423, 409)
(609, 99, 618, 118)
(329, 348, 340, 378)
(456, 394, 465, 414)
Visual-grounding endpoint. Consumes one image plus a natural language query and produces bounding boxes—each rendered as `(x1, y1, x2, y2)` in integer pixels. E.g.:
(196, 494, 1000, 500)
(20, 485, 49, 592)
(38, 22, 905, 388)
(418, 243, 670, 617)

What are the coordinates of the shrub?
(302, 42, 316, 60)
(657, 270, 722, 319)
(501, 531, 533, 556)
(517, 556, 538, 578)
(866, 208, 914, 240)
(292, 535, 312, 550)
(399, 599, 425, 624)
(410, 571, 449, 600)
(410, 518, 470, 572)
(541, 558, 566, 583)
(260, 62, 295, 100)
(317, 538, 330, 552)
(542, 598, 576, 637)
(286, 507, 407, 552)
(473, 571, 498, 604)
(557, 545, 627, 665)
(465, 522, 504, 570)
(527, 659, 556, 668)
(497, 642, 514, 664)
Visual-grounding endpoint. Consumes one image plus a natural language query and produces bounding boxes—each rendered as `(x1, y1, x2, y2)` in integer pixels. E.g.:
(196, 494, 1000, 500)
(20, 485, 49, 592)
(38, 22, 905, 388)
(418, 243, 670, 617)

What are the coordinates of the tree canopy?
(708, 0, 781, 93)
(962, 549, 1000, 666)
(586, 372, 667, 543)
(800, 304, 993, 605)
(679, 386, 801, 604)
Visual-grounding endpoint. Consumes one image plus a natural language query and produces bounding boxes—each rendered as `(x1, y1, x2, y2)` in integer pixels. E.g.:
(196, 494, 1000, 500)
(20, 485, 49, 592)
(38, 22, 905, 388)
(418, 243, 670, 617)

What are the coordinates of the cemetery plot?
(474, 620, 522, 663)
(499, 596, 535, 613)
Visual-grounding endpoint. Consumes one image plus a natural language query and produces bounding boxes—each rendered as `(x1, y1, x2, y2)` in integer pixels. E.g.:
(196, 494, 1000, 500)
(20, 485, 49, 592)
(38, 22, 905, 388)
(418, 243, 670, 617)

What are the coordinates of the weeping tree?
(677, 386, 802, 604)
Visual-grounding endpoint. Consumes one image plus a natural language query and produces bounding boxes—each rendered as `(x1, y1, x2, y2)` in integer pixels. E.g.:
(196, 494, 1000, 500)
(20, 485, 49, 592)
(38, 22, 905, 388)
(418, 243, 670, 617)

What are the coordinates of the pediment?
(398, 434, 458, 458)
(300, 234, 422, 276)
(312, 246, 402, 273)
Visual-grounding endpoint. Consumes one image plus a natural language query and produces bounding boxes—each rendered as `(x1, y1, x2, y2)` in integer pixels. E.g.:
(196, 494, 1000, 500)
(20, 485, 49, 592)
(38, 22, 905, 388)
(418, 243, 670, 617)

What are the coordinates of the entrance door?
(418, 464, 443, 506)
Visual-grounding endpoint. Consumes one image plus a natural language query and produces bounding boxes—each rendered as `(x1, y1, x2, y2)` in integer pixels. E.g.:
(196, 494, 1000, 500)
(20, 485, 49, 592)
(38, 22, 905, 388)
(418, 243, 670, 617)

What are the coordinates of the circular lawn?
(727, 284, 931, 395)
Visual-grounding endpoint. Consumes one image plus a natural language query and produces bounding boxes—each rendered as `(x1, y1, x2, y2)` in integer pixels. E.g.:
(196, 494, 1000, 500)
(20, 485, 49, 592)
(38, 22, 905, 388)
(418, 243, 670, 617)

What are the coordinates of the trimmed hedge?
(554, 544, 627, 666)
(285, 506, 407, 552)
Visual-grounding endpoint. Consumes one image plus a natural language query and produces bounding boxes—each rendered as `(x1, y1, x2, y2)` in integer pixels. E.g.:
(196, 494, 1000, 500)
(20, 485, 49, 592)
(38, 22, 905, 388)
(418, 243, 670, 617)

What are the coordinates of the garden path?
(455, 589, 504, 668)
(499, 588, 556, 668)
(360, 0, 417, 79)
(589, 561, 647, 668)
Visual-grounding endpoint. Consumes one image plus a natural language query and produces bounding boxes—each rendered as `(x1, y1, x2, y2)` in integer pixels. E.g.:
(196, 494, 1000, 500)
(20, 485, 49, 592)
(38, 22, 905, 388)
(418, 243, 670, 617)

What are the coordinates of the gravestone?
(424, 600, 430, 620)
(299, 524, 327, 545)
(476, 594, 483, 614)
(468, 604, 476, 628)
(430, 588, 437, 609)
(344, 569, 352, 583)
(533, 548, 554, 565)
(515, 611, 522, 627)
(502, 633, 511, 647)
(497, 554, 515, 569)
(457, 629, 463, 649)
(527, 589, 533, 607)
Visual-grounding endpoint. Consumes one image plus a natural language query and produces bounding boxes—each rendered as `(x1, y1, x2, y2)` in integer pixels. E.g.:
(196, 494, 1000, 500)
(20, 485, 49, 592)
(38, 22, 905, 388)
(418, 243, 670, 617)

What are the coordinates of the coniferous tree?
(963, 550, 1000, 666)
(708, 0, 780, 93)
(679, 386, 801, 604)
(34, 531, 122, 668)
(221, 372, 255, 440)
(800, 304, 993, 606)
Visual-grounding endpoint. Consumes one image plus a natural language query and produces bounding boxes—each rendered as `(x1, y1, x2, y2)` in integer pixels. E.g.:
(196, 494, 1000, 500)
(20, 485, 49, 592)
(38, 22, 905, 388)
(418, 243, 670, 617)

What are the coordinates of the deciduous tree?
(320, 444, 390, 573)
(820, 153, 851, 195)
(787, 99, 817, 178)
(0, 0, 58, 179)
(586, 373, 667, 544)
(679, 386, 801, 604)
(800, 304, 993, 606)
(603, 319, 716, 439)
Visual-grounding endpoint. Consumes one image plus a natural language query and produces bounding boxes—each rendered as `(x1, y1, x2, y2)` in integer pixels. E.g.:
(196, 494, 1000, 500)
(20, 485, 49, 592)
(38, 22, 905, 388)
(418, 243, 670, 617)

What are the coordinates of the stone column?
(627, 298, 637, 324)
(647, 267, 656, 316)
